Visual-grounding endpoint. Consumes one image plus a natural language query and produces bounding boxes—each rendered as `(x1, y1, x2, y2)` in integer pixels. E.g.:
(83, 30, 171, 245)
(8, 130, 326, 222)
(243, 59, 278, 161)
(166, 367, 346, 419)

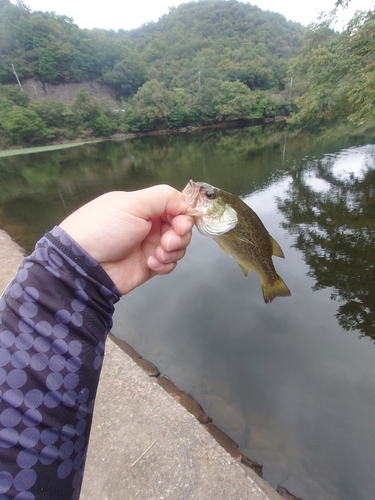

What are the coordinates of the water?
(1, 123, 375, 500)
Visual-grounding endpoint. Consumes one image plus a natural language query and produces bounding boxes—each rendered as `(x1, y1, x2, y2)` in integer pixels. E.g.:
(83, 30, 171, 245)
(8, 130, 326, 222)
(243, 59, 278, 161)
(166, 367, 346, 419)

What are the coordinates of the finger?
(171, 215, 195, 236)
(160, 230, 192, 252)
(125, 185, 189, 221)
(147, 256, 177, 275)
(141, 218, 163, 259)
(154, 247, 186, 264)
(161, 221, 172, 236)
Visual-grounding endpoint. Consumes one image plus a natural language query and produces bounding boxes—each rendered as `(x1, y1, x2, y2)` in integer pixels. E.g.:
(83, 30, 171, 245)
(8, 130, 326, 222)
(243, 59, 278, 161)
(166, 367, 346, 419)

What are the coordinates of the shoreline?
(0, 116, 288, 157)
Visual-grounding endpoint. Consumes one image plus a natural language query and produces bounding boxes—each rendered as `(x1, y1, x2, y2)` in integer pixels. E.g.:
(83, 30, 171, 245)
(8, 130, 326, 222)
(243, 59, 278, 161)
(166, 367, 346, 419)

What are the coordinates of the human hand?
(59, 185, 194, 295)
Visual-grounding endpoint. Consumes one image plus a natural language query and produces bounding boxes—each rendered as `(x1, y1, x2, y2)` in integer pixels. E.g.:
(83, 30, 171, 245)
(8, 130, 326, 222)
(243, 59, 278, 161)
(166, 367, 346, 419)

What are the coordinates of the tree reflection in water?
(278, 147, 375, 341)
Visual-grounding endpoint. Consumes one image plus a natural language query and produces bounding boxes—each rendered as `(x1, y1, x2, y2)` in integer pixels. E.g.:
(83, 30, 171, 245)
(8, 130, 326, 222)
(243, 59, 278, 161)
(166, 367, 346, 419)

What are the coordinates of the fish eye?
(205, 190, 216, 200)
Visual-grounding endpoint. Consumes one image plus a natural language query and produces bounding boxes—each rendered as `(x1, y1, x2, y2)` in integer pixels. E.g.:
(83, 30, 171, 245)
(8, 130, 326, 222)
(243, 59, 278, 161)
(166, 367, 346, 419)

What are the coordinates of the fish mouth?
(182, 180, 199, 205)
(182, 180, 203, 216)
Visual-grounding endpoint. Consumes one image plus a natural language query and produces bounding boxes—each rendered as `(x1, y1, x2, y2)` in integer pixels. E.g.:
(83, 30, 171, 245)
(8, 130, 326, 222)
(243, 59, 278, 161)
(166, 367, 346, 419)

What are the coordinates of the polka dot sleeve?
(0, 226, 121, 499)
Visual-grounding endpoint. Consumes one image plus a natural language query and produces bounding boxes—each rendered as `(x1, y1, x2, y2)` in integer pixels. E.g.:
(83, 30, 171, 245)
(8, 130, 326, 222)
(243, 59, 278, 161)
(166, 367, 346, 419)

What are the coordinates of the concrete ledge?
(0, 228, 281, 499)
(110, 334, 264, 475)
(0, 229, 25, 292)
(80, 336, 282, 500)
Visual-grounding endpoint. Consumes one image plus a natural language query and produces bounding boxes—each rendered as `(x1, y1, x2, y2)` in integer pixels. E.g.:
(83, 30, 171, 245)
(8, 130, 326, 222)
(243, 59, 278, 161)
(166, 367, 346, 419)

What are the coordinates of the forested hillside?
(0, 0, 304, 146)
(1, 0, 373, 147)
(128, 0, 302, 92)
(1, 0, 303, 91)
(290, 4, 375, 126)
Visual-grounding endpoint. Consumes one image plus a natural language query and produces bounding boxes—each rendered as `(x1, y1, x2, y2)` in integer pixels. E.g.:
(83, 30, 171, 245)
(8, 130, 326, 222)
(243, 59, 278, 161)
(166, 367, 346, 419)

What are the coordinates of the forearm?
(0, 226, 120, 499)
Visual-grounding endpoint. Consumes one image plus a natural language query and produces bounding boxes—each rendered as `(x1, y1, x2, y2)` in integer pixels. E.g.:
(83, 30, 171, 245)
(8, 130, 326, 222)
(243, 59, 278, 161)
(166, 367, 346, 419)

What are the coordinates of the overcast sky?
(14, 0, 374, 31)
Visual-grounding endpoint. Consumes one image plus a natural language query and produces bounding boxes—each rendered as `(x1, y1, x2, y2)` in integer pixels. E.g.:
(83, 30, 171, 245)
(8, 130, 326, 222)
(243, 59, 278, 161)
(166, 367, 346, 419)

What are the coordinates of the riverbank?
(0, 229, 283, 499)
(0, 116, 287, 157)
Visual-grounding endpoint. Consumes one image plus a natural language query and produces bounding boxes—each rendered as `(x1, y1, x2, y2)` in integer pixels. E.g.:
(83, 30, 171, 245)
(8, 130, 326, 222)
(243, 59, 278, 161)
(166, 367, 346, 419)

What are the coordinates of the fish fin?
(269, 235, 285, 259)
(215, 239, 251, 276)
(239, 264, 251, 278)
(261, 275, 291, 304)
(214, 239, 232, 256)
(235, 235, 254, 246)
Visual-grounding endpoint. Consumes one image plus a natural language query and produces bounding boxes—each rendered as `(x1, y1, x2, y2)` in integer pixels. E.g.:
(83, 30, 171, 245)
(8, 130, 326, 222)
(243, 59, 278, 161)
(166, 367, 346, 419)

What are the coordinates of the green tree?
(69, 88, 99, 123)
(90, 113, 113, 136)
(102, 55, 147, 97)
(30, 98, 67, 127)
(214, 80, 257, 120)
(0, 106, 54, 143)
(169, 87, 193, 127)
(0, 0, 308, 143)
(38, 41, 81, 83)
(290, 9, 375, 126)
(191, 78, 222, 124)
(128, 79, 174, 129)
(0, 85, 30, 107)
(343, 13, 375, 125)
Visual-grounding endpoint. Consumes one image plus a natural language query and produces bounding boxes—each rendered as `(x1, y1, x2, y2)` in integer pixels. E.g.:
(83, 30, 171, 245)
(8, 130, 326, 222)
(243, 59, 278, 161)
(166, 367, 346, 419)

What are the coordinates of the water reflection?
(1, 124, 375, 500)
(0, 124, 290, 251)
(278, 145, 375, 340)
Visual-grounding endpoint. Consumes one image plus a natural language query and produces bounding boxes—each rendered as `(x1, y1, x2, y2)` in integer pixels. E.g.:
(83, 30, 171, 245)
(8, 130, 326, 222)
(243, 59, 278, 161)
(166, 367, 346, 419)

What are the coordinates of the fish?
(183, 180, 291, 304)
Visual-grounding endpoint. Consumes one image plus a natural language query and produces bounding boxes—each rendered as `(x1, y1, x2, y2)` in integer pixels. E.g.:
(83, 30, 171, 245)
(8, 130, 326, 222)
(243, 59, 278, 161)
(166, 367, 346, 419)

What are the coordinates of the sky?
(14, 0, 374, 31)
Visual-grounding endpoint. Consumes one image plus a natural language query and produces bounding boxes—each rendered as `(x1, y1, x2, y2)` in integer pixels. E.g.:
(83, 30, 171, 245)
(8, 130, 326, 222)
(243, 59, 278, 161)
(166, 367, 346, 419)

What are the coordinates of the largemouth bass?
(183, 180, 291, 303)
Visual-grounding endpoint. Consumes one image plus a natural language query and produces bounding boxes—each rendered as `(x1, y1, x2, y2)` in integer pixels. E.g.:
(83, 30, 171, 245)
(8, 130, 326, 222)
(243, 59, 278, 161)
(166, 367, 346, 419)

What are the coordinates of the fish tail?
(261, 275, 291, 304)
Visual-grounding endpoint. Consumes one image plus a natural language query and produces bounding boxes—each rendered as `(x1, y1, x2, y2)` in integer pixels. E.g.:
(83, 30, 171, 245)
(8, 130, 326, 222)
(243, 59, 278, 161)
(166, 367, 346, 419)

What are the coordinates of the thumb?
(123, 184, 189, 220)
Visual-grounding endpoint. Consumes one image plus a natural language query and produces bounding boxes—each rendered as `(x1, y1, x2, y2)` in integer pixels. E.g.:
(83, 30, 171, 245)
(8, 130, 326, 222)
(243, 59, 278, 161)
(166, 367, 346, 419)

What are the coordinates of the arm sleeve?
(0, 226, 121, 500)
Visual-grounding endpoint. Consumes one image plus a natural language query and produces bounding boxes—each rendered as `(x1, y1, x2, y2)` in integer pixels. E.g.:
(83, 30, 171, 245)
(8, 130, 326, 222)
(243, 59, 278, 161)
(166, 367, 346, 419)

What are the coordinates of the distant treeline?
(290, 5, 375, 127)
(0, 0, 303, 90)
(0, 0, 374, 147)
(0, 0, 303, 146)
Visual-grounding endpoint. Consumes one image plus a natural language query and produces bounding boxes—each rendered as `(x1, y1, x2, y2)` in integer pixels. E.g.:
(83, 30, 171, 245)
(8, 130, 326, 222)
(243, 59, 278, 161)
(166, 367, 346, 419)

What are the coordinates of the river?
(1, 122, 374, 500)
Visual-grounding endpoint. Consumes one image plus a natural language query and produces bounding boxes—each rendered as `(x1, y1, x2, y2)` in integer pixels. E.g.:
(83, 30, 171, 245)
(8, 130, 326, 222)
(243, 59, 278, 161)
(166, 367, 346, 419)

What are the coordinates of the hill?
(1, 0, 304, 93)
(128, 0, 303, 92)
(0, 0, 305, 146)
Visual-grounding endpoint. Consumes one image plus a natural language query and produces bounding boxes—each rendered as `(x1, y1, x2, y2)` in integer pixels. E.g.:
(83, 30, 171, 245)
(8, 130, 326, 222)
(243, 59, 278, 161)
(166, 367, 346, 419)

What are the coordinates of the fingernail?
(161, 249, 177, 263)
(166, 234, 181, 252)
(147, 255, 164, 269)
(183, 219, 194, 233)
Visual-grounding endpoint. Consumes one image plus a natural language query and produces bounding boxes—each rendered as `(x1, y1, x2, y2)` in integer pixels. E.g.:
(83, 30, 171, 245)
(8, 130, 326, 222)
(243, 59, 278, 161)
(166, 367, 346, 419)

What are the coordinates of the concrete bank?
(0, 229, 281, 500)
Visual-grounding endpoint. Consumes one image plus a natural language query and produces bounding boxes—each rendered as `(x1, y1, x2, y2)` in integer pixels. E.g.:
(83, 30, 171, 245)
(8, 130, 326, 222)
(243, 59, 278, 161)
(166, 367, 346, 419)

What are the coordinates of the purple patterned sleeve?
(0, 227, 121, 499)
